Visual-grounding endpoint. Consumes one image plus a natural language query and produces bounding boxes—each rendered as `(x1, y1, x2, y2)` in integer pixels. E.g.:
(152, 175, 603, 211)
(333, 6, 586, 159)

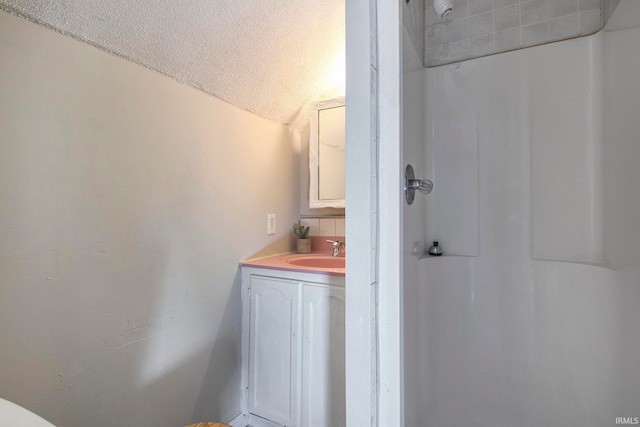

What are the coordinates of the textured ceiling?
(0, 0, 345, 130)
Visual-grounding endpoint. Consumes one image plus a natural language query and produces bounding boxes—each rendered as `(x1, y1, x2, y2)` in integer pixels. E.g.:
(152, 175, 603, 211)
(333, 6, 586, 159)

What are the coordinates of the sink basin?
(286, 255, 345, 269)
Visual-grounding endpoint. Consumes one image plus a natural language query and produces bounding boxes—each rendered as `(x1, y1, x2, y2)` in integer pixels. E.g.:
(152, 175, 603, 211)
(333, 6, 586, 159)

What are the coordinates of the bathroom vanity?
(240, 255, 345, 427)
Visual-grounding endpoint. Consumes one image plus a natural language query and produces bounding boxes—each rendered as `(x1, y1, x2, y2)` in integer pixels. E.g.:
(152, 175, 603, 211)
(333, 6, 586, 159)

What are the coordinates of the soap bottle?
(428, 241, 443, 256)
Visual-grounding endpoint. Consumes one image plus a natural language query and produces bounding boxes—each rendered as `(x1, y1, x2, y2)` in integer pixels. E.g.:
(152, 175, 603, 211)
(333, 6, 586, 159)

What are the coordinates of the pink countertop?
(241, 252, 346, 276)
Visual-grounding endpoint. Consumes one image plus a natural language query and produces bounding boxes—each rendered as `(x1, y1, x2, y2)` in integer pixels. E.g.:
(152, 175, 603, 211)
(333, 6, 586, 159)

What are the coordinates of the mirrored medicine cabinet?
(309, 97, 345, 209)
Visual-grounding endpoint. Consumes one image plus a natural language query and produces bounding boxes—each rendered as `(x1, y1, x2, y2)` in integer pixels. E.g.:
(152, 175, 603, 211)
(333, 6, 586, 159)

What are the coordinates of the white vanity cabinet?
(300, 284, 346, 426)
(247, 275, 300, 426)
(241, 267, 345, 427)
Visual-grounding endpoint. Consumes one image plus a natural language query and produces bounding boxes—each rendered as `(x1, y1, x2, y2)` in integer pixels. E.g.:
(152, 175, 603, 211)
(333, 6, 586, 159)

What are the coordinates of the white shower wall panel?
(424, 64, 480, 256)
(603, 6, 640, 270)
(412, 27, 638, 426)
(528, 37, 604, 264)
(402, 21, 427, 427)
(416, 257, 620, 426)
(602, 2, 640, 410)
(425, 36, 603, 263)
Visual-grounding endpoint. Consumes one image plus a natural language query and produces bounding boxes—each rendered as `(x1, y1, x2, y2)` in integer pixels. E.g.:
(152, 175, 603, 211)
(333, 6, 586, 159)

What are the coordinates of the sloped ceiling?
(0, 0, 345, 130)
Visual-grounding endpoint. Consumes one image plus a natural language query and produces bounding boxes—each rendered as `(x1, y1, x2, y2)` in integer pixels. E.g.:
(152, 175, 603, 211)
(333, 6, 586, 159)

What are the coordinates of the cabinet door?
(248, 276, 299, 426)
(301, 284, 346, 427)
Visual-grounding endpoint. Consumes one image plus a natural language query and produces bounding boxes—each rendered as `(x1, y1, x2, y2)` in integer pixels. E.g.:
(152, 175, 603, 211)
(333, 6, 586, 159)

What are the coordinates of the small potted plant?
(293, 223, 311, 254)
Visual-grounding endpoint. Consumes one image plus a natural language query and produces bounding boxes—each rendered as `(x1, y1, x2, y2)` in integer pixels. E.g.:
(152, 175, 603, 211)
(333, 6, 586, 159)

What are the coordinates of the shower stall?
(399, 0, 640, 425)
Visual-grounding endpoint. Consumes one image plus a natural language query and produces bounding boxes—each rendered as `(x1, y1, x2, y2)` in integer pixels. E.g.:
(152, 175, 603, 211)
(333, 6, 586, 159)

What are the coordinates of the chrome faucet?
(326, 240, 344, 257)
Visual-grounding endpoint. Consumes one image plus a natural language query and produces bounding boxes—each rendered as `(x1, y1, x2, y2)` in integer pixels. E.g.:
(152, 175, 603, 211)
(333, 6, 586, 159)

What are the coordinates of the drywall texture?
(0, 0, 345, 130)
(0, 10, 297, 427)
(408, 4, 640, 423)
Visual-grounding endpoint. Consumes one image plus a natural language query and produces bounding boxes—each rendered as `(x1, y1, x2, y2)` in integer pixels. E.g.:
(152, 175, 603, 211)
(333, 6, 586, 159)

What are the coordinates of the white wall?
(0, 10, 298, 427)
(408, 8, 640, 424)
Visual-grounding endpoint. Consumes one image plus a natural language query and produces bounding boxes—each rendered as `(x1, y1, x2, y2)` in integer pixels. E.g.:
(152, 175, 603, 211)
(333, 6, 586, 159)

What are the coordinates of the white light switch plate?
(267, 214, 276, 235)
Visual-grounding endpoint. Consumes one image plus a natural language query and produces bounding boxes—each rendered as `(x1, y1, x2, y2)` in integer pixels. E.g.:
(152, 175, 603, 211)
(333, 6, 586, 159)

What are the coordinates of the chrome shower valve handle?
(404, 164, 433, 205)
(407, 178, 433, 194)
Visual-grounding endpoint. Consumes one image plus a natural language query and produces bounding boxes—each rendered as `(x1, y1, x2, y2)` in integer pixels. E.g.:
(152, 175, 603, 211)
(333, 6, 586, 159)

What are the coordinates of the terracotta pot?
(296, 238, 311, 254)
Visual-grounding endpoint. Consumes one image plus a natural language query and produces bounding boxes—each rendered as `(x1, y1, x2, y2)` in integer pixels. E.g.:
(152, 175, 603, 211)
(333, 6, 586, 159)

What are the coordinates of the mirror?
(309, 97, 345, 209)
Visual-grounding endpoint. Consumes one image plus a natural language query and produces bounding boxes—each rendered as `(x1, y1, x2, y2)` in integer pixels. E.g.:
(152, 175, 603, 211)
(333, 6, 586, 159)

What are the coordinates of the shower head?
(433, 0, 453, 18)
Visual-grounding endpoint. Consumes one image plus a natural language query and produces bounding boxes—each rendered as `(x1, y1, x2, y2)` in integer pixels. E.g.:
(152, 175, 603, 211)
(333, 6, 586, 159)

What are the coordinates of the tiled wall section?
(300, 217, 346, 237)
(425, 0, 621, 67)
(404, 0, 426, 60)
